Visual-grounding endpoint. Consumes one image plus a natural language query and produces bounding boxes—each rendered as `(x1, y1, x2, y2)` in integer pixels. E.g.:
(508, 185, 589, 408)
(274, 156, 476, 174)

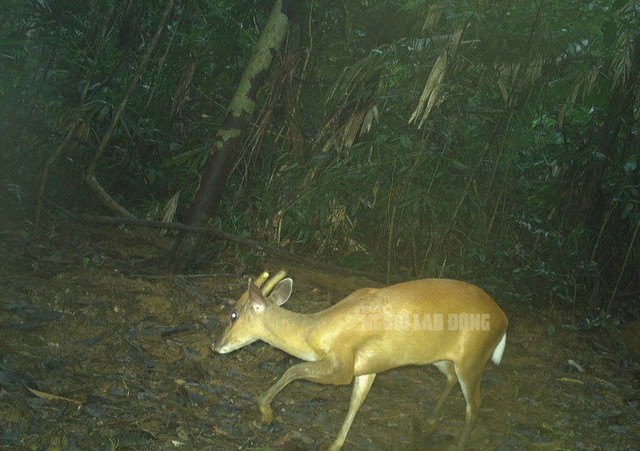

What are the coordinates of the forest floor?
(1, 219, 639, 450)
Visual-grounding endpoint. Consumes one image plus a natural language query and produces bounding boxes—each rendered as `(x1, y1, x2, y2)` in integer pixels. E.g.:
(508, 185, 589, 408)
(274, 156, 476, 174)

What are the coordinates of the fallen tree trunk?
(74, 212, 387, 281)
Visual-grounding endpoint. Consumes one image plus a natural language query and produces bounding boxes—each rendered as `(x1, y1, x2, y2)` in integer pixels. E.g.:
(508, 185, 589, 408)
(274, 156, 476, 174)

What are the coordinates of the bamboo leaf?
(26, 385, 82, 404)
(409, 51, 447, 129)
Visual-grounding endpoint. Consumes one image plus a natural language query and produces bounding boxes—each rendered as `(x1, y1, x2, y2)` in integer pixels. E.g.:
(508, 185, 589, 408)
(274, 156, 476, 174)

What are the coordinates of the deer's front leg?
(258, 355, 353, 424)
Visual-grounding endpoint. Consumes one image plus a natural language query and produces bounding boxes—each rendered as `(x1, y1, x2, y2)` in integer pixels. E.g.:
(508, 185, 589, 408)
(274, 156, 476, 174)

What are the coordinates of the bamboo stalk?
(606, 217, 640, 314)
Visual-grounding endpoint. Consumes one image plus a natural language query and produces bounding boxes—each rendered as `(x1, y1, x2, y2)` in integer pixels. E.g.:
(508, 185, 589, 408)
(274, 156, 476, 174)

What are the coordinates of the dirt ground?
(1, 220, 639, 450)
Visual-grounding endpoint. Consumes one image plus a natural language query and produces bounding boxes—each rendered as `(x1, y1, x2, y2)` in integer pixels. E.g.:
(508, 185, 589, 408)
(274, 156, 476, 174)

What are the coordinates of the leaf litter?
(0, 221, 638, 449)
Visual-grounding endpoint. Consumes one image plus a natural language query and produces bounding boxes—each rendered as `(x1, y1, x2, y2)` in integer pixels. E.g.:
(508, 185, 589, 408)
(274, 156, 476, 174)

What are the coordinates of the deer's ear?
(269, 278, 293, 306)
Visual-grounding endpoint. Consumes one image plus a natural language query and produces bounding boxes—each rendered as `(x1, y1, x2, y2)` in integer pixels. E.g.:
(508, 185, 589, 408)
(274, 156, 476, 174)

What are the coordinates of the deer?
(213, 270, 508, 450)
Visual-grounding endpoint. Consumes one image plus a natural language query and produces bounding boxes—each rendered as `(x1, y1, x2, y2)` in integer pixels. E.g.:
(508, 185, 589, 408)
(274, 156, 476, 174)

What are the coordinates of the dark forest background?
(1, 0, 638, 324)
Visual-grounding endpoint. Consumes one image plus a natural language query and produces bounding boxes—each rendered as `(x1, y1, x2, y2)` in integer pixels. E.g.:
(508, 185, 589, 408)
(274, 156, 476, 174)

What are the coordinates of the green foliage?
(0, 0, 265, 209)
(2, 0, 638, 317)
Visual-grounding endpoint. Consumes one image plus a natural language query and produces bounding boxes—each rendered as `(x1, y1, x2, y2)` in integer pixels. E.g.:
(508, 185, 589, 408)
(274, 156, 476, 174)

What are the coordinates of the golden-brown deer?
(213, 270, 507, 450)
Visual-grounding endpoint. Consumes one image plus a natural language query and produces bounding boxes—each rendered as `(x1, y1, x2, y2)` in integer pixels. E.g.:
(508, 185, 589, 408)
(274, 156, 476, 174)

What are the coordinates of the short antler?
(260, 270, 287, 296)
(237, 270, 287, 304)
